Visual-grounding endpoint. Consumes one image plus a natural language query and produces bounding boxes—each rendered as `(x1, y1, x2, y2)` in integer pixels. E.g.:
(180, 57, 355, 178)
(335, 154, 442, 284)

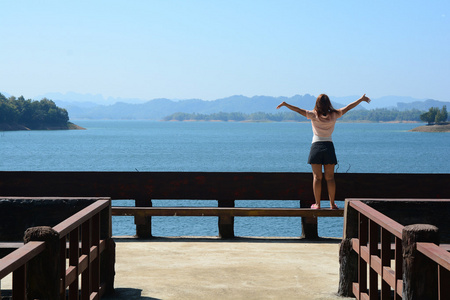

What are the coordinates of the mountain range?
(2, 92, 449, 120)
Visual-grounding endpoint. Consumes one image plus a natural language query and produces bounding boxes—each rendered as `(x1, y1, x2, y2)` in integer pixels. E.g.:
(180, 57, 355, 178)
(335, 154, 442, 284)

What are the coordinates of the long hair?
(314, 94, 338, 117)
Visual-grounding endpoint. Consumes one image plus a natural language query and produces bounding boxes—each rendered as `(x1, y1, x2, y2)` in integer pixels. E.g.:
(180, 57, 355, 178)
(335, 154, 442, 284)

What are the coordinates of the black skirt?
(307, 141, 338, 165)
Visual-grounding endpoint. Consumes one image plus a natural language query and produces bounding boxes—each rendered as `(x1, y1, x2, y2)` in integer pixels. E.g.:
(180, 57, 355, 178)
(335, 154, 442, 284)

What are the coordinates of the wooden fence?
(0, 171, 448, 239)
(0, 198, 114, 300)
(0, 242, 45, 299)
(339, 199, 450, 300)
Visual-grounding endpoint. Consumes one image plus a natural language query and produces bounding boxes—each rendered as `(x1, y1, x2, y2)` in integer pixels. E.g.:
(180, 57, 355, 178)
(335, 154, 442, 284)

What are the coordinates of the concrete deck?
(104, 237, 351, 300)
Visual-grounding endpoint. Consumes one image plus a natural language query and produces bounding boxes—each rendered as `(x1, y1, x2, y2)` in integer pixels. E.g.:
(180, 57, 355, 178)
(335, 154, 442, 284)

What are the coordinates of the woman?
(276, 94, 371, 209)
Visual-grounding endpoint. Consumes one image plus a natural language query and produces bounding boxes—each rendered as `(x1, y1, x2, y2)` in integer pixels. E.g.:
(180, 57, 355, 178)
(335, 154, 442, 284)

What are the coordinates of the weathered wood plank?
(349, 200, 404, 238)
(0, 242, 23, 249)
(111, 207, 344, 217)
(0, 241, 45, 279)
(416, 242, 450, 271)
(1, 171, 448, 201)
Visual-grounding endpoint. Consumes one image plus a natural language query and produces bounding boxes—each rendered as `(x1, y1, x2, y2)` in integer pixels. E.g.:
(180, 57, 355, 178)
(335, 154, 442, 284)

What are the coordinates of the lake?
(1, 121, 449, 237)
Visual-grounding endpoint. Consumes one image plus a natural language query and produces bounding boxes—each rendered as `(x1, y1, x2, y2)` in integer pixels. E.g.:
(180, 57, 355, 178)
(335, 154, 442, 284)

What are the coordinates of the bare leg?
(324, 164, 336, 208)
(311, 164, 323, 208)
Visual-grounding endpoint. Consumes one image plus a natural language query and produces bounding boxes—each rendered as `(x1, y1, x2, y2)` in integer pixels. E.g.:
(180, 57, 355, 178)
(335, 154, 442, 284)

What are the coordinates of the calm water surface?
(2, 121, 449, 237)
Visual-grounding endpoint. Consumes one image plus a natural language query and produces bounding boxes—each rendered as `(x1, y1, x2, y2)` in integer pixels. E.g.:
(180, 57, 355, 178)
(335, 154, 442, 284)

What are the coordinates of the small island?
(409, 106, 449, 132)
(409, 123, 450, 132)
(0, 93, 84, 131)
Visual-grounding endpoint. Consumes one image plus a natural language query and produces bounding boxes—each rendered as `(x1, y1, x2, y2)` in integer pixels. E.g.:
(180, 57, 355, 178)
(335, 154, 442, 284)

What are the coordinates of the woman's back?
(306, 109, 343, 138)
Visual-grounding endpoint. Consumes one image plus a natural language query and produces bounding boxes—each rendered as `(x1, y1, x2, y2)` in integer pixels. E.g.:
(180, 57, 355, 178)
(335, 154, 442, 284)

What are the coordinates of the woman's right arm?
(341, 94, 371, 115)
(276, 102, 307, 117)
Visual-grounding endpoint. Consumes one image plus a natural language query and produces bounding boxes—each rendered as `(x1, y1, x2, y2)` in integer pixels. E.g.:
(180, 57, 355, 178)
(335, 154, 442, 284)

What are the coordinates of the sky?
(1, 0, 449, 102)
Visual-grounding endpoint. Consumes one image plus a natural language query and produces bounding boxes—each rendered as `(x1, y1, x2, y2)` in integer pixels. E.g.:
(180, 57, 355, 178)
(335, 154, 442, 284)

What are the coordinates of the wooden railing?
(350, 200, 404, 299)
(0, 242, 46, 299)
(54, 199, 111, 300)
(1, 172, 448, 239)
(416, 243, 450, 300)
(348, 199, 450, 300)
(0, 198, 114, 300)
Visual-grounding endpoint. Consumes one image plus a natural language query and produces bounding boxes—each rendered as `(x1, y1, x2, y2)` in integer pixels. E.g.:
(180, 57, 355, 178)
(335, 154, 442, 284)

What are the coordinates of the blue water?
(1, 121, 449, 237)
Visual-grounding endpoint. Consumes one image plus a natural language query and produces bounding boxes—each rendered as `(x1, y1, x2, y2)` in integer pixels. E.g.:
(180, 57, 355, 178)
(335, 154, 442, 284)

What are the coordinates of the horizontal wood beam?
(1, 172, 448, 202)
(349, 201, 404, 238)
(0, 241, 46, 279)
(111, 207, 344, 217)
(417, 242, 450, 270)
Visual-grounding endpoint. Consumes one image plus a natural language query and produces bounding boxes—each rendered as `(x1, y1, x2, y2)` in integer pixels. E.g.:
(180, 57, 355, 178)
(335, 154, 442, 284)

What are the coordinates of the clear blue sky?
(1, 0, 449, 101)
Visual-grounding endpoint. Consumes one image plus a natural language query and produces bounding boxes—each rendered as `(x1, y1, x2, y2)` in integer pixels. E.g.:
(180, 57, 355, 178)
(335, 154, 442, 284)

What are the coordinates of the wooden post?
(23, 226, 60, 300)
(218, 199, 235, 239)
(301, 217, 318, 239)
(101, 238, 116, 295)
(402, 224, 440, 300)
(81, 220, 92, 300)
(13, 265, 26, 300)
(368, 220, 379, 299)
(380, 227, 392, 299)
(98, 202, 115, 295)
(300, 200, 318, 239)
(69, 227, 79, 299)
(135, 197, 152, 238)
(338, 238, 358, 296)
(358, 213, 368, 297)
(338, 199, 359, 297)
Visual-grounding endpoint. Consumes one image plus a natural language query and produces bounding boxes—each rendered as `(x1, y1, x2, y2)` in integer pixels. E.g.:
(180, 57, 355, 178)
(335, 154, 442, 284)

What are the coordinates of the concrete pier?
(104, 237, 351, 300)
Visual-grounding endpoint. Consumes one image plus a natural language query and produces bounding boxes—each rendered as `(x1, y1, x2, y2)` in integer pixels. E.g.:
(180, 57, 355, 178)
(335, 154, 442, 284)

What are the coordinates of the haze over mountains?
(2, 91, 449, 120)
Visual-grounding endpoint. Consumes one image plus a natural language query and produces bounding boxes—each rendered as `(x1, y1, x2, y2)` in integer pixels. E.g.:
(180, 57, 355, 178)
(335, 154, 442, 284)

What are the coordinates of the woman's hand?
(276, 102, 286, 109)
(359, 94, 371, 103)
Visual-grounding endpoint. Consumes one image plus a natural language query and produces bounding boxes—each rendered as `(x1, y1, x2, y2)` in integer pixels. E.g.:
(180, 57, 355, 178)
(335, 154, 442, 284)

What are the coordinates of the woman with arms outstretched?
(277, 94, 371, 209)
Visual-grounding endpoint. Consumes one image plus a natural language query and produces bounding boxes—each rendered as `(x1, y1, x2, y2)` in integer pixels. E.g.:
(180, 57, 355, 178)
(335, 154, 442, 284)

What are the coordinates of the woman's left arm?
(341, 94, 371, 115)
(276, 102, 307, 117)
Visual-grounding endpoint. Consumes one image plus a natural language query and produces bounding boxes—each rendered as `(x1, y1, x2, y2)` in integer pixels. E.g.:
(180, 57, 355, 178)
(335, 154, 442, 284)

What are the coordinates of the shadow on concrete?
(0, 288, 158, 300)
(112, 236, 341, 244)
(0, 289, 12, 299)
(103, 288, 158, 300)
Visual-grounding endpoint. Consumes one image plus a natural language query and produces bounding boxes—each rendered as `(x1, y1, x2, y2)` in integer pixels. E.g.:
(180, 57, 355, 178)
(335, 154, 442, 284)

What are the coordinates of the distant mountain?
(367, 96, 427, 109)
(396, 99, 449, 111)
(2, 91, 449, 120)
(34, 92, 147, 105)
(55, 94, 327, 120)
(50, 95, 450, 120)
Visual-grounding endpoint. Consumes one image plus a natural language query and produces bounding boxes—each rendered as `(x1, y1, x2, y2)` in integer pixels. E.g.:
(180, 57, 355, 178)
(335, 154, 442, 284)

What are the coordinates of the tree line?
(0, 93, 69, 129)
(163, 108, 430, 122)
(419, 106, 448, 125)
(163, 111, 306, 122)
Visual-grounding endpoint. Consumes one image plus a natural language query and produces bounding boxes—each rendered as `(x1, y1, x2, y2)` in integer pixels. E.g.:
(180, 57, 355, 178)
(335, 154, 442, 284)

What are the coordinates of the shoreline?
(69, 118, 421, 124)
(162, 119, 420, 123)
(0, 122, 86, 131)
(409, 123, 450, 132)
